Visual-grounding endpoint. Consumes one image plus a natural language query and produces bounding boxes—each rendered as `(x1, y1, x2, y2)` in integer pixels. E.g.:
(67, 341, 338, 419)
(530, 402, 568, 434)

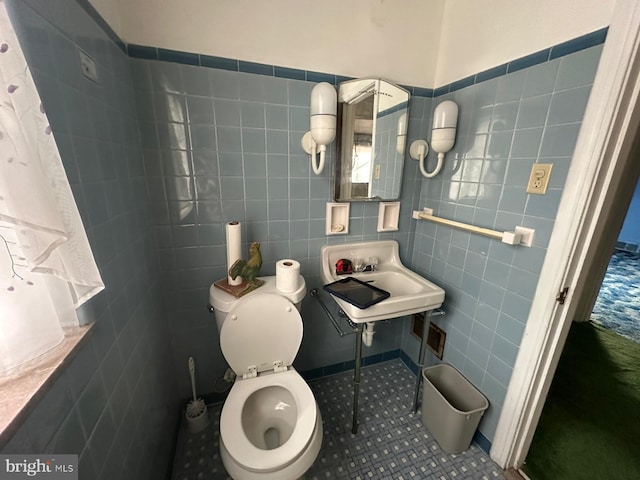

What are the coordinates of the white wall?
(435, 0, 615, 86)
(90, 0, 443, 88)
(88, 0, 615, 88)
(88, 0, 123, 39)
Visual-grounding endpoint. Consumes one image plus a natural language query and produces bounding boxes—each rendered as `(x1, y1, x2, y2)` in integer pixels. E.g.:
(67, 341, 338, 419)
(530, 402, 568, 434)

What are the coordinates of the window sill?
(0, 324, 94, 449)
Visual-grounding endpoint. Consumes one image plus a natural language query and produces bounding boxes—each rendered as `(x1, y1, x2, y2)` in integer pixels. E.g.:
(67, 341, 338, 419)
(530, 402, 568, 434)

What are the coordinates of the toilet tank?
(209, 275, 306, 333)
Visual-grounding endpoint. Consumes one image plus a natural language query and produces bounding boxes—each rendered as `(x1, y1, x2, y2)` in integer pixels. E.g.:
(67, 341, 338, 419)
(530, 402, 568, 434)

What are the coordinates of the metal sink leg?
(412, 309, 445, 413)
(352, 322, 364, 434)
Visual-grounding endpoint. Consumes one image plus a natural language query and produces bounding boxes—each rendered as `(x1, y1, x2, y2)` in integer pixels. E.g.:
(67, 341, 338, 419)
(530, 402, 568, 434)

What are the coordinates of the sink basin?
(320, 240, 445, 322)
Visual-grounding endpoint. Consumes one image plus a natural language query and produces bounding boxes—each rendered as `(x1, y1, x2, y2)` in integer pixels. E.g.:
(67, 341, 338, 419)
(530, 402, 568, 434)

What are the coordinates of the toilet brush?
(185, 356, 208, 433)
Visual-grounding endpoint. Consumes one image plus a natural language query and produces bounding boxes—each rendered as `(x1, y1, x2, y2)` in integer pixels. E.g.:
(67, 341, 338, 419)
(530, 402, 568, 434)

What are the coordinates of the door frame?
(491, 0, 640, 469)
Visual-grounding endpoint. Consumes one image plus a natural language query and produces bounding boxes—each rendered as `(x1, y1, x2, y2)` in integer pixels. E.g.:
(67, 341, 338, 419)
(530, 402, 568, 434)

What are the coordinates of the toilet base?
(220, 404, 323, 480)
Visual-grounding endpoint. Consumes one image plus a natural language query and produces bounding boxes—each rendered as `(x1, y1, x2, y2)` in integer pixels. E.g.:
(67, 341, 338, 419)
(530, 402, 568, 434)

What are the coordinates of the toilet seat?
(220, 369, 317, 472)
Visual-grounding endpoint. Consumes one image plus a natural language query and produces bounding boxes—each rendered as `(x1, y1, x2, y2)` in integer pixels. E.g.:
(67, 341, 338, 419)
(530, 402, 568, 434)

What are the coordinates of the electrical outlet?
(526, 163, 553, 194)
(79, 49, 98, 83)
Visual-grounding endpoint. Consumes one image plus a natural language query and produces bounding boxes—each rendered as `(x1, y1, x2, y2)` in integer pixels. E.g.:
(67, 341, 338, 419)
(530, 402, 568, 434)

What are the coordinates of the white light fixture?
(396, 112, 407, 155)
(410, 100, 458, 178)
(301, 82, 337, 175)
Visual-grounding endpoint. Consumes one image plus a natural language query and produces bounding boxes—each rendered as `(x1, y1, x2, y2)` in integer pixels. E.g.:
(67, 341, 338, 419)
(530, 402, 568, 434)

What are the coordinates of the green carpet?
(523, 321, 640, 480)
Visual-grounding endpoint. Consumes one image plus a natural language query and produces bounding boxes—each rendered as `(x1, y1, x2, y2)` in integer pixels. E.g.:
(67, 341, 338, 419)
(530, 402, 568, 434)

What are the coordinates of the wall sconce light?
(396, 112, 407, 155)
(410, 100, 458, 178)
(301, 82, 337, 175)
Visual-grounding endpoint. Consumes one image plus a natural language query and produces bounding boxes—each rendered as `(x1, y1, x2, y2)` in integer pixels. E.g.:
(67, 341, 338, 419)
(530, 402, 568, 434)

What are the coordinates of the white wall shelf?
(326, 202, 350, 235)
(377, 202, 400, 232)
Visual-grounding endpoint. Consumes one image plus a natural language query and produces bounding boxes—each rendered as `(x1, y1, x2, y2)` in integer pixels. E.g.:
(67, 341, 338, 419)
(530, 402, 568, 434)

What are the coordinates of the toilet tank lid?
(220, 293, 303, 377)
(209, 275, 306, 313)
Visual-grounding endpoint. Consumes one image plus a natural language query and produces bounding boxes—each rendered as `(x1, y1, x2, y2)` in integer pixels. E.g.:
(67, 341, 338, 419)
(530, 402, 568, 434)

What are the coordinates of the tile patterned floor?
(591, 249, 640, 343)
(171, 360, 504, 480)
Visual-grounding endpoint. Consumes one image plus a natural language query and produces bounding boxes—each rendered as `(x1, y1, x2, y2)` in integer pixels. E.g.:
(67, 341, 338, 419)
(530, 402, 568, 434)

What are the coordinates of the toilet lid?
(220, 293, 303, 376)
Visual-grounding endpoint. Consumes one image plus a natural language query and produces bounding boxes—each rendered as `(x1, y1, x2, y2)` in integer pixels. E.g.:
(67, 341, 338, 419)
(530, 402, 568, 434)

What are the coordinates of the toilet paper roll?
(276, 259, 301, 293)
(226, 221, 242, 286)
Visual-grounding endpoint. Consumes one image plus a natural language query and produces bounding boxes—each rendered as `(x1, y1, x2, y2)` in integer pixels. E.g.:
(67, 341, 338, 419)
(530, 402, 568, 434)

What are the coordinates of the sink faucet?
(362, 256, 379, 272)
(350, 255, 379, 273)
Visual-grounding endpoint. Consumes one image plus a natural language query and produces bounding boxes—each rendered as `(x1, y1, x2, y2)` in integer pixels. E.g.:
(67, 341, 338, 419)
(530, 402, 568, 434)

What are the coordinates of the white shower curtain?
(0, 3, 104, 375)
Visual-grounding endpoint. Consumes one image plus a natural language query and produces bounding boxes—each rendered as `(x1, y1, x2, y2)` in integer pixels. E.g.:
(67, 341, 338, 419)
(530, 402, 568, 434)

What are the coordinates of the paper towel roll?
(226, 221, 242, 286)
(276, 259, 301, 293)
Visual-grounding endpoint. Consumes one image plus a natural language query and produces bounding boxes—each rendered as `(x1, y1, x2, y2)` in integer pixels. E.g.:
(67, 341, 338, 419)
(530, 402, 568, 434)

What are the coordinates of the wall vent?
(411, 314, 446, 360)
(410, 313, 425, 340)
(426, 322, 446, 359)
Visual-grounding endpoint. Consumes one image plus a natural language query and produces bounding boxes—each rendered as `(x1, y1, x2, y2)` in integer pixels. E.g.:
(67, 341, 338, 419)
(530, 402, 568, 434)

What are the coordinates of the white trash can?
(421, 364, 489, 454)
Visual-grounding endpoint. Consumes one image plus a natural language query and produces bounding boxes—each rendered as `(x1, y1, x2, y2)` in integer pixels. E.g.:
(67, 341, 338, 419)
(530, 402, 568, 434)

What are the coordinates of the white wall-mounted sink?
(320, 240, 445, 322)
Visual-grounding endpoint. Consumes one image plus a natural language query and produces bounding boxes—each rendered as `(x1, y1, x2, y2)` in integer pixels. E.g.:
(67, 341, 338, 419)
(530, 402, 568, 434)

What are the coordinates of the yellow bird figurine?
(229, 242, 264, 295)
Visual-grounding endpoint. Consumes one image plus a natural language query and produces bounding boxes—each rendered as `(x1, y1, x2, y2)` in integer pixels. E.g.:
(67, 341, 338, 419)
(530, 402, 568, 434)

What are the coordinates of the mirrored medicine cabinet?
(334, 78, 410, 202)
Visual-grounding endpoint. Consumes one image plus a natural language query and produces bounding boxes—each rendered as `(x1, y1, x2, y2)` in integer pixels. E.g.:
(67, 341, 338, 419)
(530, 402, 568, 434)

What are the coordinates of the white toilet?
(209, 276, 323, 480)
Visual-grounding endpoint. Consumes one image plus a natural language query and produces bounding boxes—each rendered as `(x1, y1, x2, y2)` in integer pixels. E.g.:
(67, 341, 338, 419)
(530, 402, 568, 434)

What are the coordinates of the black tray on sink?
(323, 277, 390, 309)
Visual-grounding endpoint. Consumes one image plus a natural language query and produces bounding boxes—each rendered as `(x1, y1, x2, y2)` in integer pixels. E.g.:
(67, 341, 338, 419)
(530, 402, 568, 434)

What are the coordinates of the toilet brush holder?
(185, 399, 208, 433)
(185, 356, 209, 433)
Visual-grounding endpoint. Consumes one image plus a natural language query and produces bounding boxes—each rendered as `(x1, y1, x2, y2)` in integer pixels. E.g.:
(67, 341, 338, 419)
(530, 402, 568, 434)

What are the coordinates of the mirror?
(334, 78, 410, 202)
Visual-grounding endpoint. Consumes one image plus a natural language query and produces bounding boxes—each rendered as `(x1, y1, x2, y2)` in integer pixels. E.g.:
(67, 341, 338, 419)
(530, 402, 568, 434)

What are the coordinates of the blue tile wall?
(433, 28, 607, 97)
(2, 1, 179, 479)
(131, 60, 426, 396)
(403, 45, 603, 442)
(126, 44, 437, 98)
